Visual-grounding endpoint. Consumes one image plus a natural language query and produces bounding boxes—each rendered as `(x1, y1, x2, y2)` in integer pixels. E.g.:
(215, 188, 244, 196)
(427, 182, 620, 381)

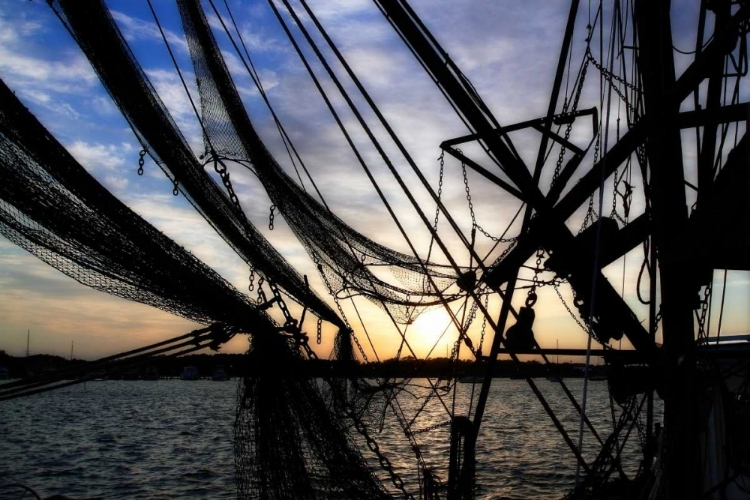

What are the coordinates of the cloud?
(142, 68, 204, 152)
(111, 10, 189, 54)
(66, 140, 128, 171)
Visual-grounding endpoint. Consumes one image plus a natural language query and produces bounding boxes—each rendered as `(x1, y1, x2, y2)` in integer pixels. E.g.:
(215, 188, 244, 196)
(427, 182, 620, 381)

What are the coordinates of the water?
(0, 379, 658, 499)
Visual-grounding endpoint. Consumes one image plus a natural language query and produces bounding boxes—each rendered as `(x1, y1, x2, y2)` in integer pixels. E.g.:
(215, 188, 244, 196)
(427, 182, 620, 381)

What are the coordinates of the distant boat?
(212, 366, 229, 381)
(180, 365, 199, 380)
(546, 375, 562, 383)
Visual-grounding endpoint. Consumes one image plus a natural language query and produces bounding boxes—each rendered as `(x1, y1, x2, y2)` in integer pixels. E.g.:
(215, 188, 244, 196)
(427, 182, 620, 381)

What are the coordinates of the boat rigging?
(1, 0, 749, 498)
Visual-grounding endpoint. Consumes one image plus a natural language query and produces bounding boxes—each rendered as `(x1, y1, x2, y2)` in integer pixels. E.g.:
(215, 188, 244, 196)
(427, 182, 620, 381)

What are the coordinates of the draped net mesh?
(0, 78, 264, 330)
(176, 0, 465, 326)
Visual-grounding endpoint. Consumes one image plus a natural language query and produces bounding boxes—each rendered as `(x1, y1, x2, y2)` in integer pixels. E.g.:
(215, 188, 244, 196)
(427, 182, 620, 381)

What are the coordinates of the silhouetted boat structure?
(0, 0, 749, 498)
(181, 365, 200, 381)
(213, 366, 230, 381)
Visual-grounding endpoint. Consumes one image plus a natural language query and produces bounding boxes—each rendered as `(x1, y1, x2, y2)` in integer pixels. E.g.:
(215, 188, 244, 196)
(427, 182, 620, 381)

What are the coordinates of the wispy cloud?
(111, 10, 189, 54)
(66, 140, 127, 171)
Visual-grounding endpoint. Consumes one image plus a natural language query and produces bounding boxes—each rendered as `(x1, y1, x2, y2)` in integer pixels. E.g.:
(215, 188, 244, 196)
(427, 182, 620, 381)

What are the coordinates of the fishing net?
(235, 333, 391, 500)
(38, 2, 485, 499)
(50, 0, 344, 329)
(0, 77, 269, 331)
(176, 0, 466, 325)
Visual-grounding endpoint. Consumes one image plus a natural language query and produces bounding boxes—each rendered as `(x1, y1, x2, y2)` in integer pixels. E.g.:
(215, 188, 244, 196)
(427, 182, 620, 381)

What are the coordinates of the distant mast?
(25, 329, 30, 357)
(70, 341, 74, 361)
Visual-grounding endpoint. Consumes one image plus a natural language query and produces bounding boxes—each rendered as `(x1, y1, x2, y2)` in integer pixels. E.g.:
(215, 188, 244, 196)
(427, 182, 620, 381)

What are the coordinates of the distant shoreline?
(0, 352, 607, 380)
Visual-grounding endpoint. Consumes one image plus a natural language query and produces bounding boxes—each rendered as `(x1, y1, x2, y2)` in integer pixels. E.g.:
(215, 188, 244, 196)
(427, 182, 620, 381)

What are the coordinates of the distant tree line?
(0, 351, 606, 380)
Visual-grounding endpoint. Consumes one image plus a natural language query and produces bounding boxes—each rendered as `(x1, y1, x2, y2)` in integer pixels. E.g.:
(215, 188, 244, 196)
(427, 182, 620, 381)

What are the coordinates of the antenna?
(26, 329, 30, 357)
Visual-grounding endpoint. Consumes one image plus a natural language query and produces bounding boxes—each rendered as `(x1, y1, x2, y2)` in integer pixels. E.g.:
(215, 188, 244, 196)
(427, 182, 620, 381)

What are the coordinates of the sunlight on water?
(0, 379, 661, 499)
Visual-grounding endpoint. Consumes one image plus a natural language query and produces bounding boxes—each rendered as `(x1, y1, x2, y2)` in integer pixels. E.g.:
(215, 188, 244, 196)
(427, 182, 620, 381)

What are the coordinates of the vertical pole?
(635, 1, 697, 497)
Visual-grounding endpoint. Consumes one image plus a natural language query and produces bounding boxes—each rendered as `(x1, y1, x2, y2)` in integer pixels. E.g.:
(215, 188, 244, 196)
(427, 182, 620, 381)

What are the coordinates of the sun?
(410, 307, 454, 357)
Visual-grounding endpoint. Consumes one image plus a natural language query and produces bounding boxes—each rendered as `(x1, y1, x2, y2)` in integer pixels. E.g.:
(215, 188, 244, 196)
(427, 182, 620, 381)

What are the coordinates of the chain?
(316, 318, 322, 345)
(268, 205, 276, 230)
(137, 149, 146, 176)
(349, 330, 369, 364)
(461, 151, 476, 226)
(433, 152, 445, 231)
(424, 152, 445, 294)
(553, 57, 590, 184)
(412, 419, 452, 435)
(477, 292, 489, 354)
(526, 248, 545, 308)
(248, 267, 255, 292)
(313, 255, 368, 362)
(652, 306, 662, 336)
(268, 281, 295, 329)
(585, 50, 638, 114)
(553, 282, 590, 333)
(474, 224, 517, 243)
(611, 163, 619, 219)
(697, 282, 712, 340)
(496, 239, 517, 262)
(256, 276, 265, 305)
(448, 300, 480, 362)
(172, 179, 179, 196)
(210, 155, 245, 216)
(297, 333, 319, 361)
(342, 395, 414, 499)
(579, 135, 600, 233)
(457, 149, 515, 243)
(586, 48, 640, 92)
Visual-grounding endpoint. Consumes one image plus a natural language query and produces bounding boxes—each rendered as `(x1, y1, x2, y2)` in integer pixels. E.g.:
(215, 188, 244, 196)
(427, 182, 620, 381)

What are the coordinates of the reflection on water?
(0, 379, 661, 499)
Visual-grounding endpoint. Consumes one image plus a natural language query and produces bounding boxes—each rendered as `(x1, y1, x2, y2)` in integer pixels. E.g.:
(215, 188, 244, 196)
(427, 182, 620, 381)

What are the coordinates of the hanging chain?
(526, 248, 545, 308)
(585, 48, 640, 115)
(433, 152, 445, 232)
(412, 419, 452, 435)
(697, 283, 712, 340)
(587, 46, 640, 90)
(580, 194, 597, 233)
(341, 395, 414, 499)
(611, 162, 620, 219)
(137, 149, 146, 176)
(316, 318, 322, 345)
(211, 154, 244, 216)
(313, 254, 369, 363)
(172, 179, 179, 196)
(458, 150, 515, 243)
(652, 306, 663, 336)
(579, 138, 601, 233)
(256, 276, 266, 305)
(477, 292, 490, 355)
(553, 57, 590, 185)
(248, 267, 255, 292)
(269, 204, 276, 230)
(461, 151, 475, 226)
(553, 283, 590, 334)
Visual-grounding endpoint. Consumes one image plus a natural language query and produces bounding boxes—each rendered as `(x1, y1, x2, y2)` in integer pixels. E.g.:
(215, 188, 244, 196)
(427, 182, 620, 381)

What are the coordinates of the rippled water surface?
(0, 379, 658, 499)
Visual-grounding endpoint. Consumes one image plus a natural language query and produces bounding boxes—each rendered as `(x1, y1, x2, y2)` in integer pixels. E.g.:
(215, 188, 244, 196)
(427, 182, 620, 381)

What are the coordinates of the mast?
(25, 329, 29, 357)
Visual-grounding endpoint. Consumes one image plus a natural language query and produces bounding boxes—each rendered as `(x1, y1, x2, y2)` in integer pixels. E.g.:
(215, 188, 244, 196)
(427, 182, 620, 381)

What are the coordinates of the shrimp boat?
(0, 0, 749, 498)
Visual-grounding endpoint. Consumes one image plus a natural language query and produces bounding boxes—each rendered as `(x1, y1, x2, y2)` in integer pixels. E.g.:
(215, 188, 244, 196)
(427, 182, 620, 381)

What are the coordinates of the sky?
(0, 0, 748, 361)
